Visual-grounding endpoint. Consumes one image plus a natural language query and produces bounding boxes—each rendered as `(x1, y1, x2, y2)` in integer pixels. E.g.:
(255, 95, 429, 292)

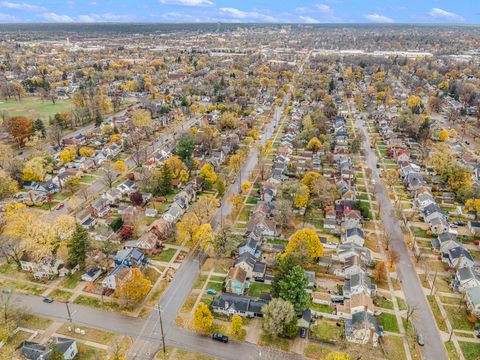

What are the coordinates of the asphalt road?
(128, 100, 286, 360)
(356, 117, 448, 360)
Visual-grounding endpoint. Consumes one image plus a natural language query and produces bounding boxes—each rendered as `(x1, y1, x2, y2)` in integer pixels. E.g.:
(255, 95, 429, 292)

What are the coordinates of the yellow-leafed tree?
(22, 156, 52, 182)
(306, 137, 322, 152)
(132, 109, 152, 129)
(114, 160, 126, 173)
(59, 147, 77, 163)
(116, 268, 152, 305)
(325, 352, 351, 360)
(199, 163, 217, 189)
(294, 184, 309, 209)
(438, 129, 449, 141)
(285, 228, 323, 262)
(231, 315, 243, 335)
(79, 146, 95, 157)
(193, 302, 213, 331)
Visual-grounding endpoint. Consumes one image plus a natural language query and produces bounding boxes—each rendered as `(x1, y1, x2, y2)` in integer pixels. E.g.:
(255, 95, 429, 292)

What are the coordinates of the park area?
(0, 96, 73, 120)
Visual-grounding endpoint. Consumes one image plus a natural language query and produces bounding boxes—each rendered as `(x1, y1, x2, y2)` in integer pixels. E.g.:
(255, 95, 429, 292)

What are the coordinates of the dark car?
(43, 297, 54, 303)
(212, 333, 228, 343)
(299, 327, 307, 338)
(417, 334, 425, 346)
(474, 325, 480, 338)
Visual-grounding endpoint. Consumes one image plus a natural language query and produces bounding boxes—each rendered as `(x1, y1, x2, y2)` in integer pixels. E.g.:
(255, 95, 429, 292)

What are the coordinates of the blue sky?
(0, 0, 478, 24)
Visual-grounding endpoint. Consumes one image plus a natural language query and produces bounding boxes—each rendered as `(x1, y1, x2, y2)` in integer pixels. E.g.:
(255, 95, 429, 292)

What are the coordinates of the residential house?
(429, 216, 450, 234)
(343, 273, 376, 298)
(342, 227, 365, 247)
(468, 221, 480, 235)
(20, 254, 64, 280)
(443, 246, 474, 269)
(117, 179, 136, 195)
(432, 232, 459, 252)
(125, 232, 162, 255)
(416, 191, 435, 210)
(239, 236, 261, 258)
(113, 248, 147, 268)
(103, 188, 122, 204)
(76, 208, 96, 229)
(466, 286, 480, 316)
(20, 337, 78, 360)
(225, 267, 248, 295)
(452, 267, 480, 292)
(345, 311, 382, 345)
(102, 264, 131, 290)
(344, 255, 367, 278)
(304, 270, 316, 288)
(81, 267, 102, 282)
(163, 202, 184, 223)
(335, 243, 373, 265)
(91, 197, 110, 218)
(234, 252, 266, 280)
(212, 293, 268, 317)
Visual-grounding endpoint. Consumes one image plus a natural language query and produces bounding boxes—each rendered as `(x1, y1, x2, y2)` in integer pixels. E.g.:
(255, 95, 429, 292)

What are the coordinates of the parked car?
(43, 297, 54, 303)
(207, 289, 217, 295)
(299, 327, 307, 338)
(417, 334, 425, 346)
(55, 203, 65, 210)
(474, 326, 480, 338)
(212, 333, 228, 343)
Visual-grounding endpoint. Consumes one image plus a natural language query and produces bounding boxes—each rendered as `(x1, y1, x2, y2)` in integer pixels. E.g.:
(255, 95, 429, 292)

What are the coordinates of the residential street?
(356, 117, 448, 360)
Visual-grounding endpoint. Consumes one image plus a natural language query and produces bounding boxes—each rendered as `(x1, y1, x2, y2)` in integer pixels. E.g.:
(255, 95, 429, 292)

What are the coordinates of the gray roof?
(467, 286, 480, 305)
(212, 293, 268, 315)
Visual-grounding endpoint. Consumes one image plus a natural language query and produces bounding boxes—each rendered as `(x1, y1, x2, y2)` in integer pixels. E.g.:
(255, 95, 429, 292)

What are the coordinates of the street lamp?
(157, 306, 166, 354)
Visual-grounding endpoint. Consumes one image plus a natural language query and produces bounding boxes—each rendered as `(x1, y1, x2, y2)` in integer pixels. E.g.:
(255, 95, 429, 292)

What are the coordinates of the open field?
(0, 97, 73, 120)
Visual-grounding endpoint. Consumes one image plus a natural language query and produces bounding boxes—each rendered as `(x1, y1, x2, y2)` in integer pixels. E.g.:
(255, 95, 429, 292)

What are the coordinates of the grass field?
(0, 97, 73, 120)
(377, 312, 400, 333)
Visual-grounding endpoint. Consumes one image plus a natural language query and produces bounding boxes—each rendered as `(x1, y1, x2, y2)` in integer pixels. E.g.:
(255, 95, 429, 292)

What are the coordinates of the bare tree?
(100, 165, 118, 189)
(405, 304, 418, 324)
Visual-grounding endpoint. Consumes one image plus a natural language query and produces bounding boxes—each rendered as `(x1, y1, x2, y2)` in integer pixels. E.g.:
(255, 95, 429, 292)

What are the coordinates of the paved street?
(356, 116, 448, 360)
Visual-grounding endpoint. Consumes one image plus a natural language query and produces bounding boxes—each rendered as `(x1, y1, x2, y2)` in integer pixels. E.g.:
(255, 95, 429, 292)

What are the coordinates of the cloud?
(0, 12, 16, 21)
(41, 12, 74, 22)
(76, 13, 134, 22)
(218, 7, 276, 22)
(364, 13, 395, 23)
(428, 8, 464, 22)
(299, 16, 320, 24)
(315, 4, 331, 14)
(0, 1, 45, 12)
(158, 0, 213, 7)
(295, 7, 309, 14)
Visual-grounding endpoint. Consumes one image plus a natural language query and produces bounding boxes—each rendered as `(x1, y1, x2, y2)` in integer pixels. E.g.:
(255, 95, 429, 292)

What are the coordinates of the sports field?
(0, 97, 73, 120)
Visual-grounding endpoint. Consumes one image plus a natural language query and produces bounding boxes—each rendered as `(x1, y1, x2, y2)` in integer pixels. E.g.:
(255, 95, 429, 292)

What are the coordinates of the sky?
(0, 0, 478, 24)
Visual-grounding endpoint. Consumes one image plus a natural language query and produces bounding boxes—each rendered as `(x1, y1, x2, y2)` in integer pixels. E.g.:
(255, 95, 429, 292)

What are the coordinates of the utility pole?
(157, 306, 166, 354)
(65, 301, 73, 330)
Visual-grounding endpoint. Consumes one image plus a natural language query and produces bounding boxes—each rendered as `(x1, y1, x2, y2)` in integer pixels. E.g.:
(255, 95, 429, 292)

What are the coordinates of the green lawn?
(0, 97, 73, 120)
(61, 272, 82, 290)
(459, 341, 480, 360)
(19, 314, 52, 330)
(73, 295, 124, 312)
(377, 312, 400, 333)
(309, 302, 332, 314)
(445, 341, 460, 360)
(427, 295, 448, 332)
(49, 289, 73, 302)
(57, 323, 116, 345)
(248, 282, 271, 298)
(444, 305, 475, 331)
(210, 275, 225, 282)
(205, 281, 223, 293)
(150, 248, 177, 262)
(383, 335, 408, 360)
(76, 343, 107, 360)
(311, 319, 344, 341)
(375, 298, 394, 310)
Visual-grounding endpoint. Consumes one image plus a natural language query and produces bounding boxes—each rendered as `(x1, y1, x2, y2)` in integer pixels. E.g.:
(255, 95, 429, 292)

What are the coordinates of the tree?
(116, 268, 152, 305)
(465, 199, 480, 217)
(406, 95, 422, 113)
(277, 265, 309, 313)
(372, 261, 387, 283)
(216, 176, 225, 196)
(285, 228, 323, 262)
(130, 191, 143, 206)
(164, 156, 187, 179)
(199, 163, 217, 189)
(273, 199, 294, 230)
(228, 193, 244, 214)
(0, 170, 18, 200)
(294, 184, 309, 209)
(193, 302, 213, 331)
(211, 226, 242, 257)
(175, 135, 194, 168)
(192, 223, 213, 248)
(190, 194, 219, 223)
(230, 315, 243, 335)
(32, 119, 46, 137)
(132, 109, 152, 130)
(438, 129, 449, 141)
(79, 146, 95, 157)
(63, 176, 80, 193)
(59, 146, 77, 163)
(262, 298, 296, 338)
(100, 165, 118, 188)
(67, 224, 91, 269)
(114, 160, 126, 173)
(4, 116, 32, 146)
(22, 156, 52, 182)
(241, 181, 252, 195)
(325, 352, 351, 360)
(0, 292, 25, 343)
(306, 137, 322, 152)
(271, 254, 299, 296)
(176, 212, 201, 244)
(158, 164, 173, 196)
